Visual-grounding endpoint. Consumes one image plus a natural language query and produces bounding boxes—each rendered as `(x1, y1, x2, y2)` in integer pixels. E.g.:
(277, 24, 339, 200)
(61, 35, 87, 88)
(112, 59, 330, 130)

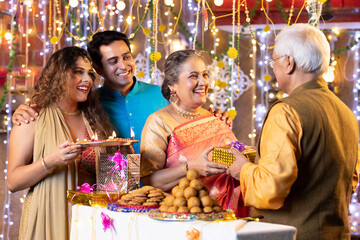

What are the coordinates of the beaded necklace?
(171, 102, 200, 120)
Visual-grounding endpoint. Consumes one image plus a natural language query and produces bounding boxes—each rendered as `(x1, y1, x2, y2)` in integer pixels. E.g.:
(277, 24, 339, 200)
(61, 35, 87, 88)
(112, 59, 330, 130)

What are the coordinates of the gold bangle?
(42, 157, 52, 174)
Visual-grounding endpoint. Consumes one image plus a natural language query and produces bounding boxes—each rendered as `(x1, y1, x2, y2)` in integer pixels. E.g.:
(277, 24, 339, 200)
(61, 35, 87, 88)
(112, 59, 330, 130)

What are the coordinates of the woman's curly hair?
(30, 46, 113, 139)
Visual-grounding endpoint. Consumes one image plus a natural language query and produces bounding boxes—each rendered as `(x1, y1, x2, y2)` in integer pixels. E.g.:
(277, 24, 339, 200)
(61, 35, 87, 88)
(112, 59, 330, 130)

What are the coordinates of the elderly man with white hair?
(227, 23, 360, 239)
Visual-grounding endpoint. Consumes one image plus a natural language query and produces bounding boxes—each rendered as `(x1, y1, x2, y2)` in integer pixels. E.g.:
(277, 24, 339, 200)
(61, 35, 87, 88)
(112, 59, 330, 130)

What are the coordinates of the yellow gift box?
(67, 190, 124, 208)
(212, 146, 256, 167)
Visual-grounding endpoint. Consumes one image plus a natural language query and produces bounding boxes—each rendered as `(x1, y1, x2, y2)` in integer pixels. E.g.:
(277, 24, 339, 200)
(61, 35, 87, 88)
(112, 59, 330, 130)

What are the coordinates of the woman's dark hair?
(87, 31, 131, 68)
(161, 50, 205, 100)
(30, 46, 113, 139)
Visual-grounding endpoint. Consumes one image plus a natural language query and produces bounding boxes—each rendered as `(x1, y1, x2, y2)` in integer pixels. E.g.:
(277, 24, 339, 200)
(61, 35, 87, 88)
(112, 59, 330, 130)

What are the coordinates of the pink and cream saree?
(166, 115, 249, 217)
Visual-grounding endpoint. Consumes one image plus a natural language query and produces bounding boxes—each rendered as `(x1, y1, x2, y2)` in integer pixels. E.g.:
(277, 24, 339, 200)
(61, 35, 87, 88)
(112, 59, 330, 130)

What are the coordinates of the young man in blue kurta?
(87, 31, 169, 154)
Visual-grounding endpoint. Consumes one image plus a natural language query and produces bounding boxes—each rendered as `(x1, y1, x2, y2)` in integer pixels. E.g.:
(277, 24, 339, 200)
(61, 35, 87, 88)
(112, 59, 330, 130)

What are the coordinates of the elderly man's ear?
(285, 55, 296, 74)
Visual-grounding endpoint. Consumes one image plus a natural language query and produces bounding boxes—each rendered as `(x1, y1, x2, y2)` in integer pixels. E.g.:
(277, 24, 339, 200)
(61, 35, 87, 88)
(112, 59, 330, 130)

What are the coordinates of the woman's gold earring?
(170, 91, 178, 104)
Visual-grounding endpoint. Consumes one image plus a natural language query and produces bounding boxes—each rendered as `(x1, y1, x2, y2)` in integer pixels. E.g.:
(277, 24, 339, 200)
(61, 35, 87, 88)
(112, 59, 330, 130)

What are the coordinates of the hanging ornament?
(69, 0, 79, 8)
(137, 71, 145, 78)
(202, 0, 208, 31)
(227, 109, 237, 120)
(216, 61, 225, 68)
(306, 0, 325, 27)
(150, 52, 162, 61)
(143, 28, 151, 36)
(264, 25, 270, 32)
(158, 24, 166, 32)
(215, 79, 227, 88)
(227, 47, 238, 59)
(50, 36, 59, 44)
(263, 74, 271, 82)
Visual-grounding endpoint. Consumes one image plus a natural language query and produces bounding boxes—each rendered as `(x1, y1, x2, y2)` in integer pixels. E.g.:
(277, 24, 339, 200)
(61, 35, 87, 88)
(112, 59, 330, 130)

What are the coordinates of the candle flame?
(130, 127, 135, 138)
(94, 132, 98, 140)
(109, 130, 116, 139)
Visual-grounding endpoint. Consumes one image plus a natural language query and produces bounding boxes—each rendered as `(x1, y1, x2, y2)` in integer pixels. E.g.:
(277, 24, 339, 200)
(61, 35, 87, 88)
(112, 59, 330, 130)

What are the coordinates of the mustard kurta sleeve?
(240, 103, 302, 209)
(140, 109, 178, 177)
(352, 148, 360, 193)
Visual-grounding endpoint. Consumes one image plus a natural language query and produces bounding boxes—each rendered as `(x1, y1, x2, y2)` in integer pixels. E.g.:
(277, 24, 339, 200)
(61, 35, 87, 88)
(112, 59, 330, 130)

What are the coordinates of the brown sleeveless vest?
(252, 78, 359, 240)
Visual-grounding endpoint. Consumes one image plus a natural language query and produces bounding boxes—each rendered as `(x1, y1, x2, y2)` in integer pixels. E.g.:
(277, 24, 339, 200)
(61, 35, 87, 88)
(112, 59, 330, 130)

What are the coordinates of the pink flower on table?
(101, 212, 113, 232)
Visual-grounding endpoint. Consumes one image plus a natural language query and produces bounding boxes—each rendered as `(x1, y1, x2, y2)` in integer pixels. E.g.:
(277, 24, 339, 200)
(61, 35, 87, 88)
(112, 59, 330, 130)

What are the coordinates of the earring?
(170, 91, 178, 104)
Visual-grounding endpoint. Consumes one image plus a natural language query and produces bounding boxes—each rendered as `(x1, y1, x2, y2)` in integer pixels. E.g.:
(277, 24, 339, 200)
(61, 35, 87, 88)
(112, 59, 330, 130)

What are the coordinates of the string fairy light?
(287, 0, 295, 25)
(348, 33, 360, 235)
(350, 31, 360, 121)
(152, 0, 159, 83)
(192, 0, 201, 50)
(228, 0, 236, 109)
(249, 38, 257, 146)
(1, 1, 20, 238)
(234, 0, 241, 94)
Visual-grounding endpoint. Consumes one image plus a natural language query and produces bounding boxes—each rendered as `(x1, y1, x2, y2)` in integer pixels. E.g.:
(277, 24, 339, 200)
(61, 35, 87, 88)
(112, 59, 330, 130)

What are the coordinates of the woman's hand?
(119, 145, 135, 154)
(44, 141, 82, 171)
(188, 146, 228, 177)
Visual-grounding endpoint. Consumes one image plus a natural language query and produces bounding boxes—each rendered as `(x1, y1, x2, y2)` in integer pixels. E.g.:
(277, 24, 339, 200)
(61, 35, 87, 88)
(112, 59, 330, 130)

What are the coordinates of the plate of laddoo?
(148, 169, 236, 221)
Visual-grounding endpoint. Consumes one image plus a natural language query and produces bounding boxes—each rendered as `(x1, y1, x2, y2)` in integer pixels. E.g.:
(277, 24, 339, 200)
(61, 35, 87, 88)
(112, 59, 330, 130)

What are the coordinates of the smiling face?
(169, 57, 209, 112)
(97, 40, 135, 95)
(63, 57, 95, 106)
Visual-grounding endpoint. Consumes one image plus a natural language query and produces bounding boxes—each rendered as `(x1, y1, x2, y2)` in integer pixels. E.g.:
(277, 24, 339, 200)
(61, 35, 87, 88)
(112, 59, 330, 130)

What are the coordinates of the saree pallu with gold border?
(166, 115, 249, 217)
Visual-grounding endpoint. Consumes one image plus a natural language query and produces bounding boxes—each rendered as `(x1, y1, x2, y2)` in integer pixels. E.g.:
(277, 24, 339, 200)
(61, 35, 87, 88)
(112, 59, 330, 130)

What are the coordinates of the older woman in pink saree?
(140, 50, 249, 217)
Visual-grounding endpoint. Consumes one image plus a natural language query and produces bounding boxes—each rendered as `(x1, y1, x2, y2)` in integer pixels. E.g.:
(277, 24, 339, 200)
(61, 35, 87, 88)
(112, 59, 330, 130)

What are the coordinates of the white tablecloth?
(70, 205, 296, 240)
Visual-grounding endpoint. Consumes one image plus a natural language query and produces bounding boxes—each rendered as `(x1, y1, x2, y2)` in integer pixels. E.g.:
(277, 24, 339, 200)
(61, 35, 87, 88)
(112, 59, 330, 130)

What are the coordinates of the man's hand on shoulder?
(12, 104, 40, 126)
(208, 107, 232, 127)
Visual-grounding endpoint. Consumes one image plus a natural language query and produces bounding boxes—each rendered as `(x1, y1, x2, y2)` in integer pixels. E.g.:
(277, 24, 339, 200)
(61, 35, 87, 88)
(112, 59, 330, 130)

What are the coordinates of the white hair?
(274, 23, 330, 75)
